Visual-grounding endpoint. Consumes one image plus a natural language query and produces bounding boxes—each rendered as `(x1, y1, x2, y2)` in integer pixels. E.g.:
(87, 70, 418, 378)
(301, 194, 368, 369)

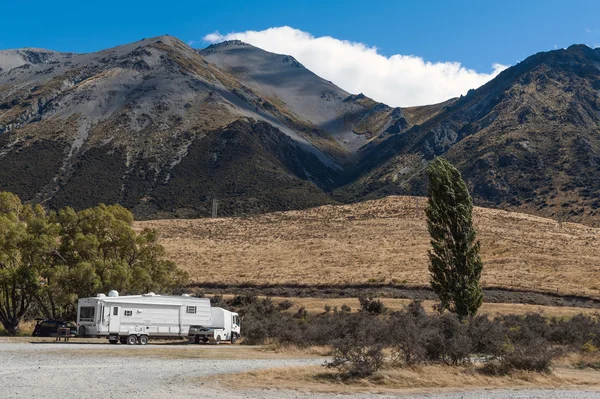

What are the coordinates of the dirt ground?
(1, 341, 599, 399)
(137, 196, 600, 298)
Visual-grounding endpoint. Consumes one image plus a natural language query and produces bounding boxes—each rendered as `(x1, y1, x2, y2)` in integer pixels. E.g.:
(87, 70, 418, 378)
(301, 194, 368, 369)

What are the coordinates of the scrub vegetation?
(215, 294, 600, 380)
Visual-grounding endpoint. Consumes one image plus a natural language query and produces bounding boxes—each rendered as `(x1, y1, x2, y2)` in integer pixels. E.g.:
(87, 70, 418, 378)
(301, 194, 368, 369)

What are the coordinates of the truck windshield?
(79, 306, 95, 321)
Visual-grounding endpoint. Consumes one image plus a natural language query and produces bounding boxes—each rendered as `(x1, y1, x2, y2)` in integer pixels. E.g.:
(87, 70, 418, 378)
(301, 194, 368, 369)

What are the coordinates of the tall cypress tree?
(426, 157, 483, 318)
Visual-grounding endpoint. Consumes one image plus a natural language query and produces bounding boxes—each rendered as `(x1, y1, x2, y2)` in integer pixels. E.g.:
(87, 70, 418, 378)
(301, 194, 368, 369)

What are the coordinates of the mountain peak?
(201, 39, 254, 55)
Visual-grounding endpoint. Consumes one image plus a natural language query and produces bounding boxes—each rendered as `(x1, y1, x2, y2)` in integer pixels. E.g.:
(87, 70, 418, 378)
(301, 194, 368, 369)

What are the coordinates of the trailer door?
(109, 306, 120, 333)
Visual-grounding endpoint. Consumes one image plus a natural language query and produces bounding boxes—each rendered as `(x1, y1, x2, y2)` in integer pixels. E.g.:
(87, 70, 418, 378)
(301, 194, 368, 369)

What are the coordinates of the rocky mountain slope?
(338, 45, 600, 226)
(0, 36, 408, 218)
(1, 37, 599, 224)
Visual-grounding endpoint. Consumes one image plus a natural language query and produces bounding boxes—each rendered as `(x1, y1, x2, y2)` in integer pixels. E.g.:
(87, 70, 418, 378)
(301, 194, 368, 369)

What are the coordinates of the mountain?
(0, 48, 75, 73)
(339, 44, 600, 226)
(0, 36, 409, 218)
(1, 37, 599, 225)
(200, 40, 410, 154)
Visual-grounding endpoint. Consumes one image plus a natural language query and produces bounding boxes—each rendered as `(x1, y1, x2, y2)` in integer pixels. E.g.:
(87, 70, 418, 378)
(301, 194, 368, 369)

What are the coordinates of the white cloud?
(202, 26, 508, 107)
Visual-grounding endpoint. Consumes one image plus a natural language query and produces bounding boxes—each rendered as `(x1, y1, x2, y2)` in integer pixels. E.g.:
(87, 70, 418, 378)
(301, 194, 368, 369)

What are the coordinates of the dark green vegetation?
(1, 38, 600, 224)
(426, 158, 483, 318)
(214, 295, 600, 378)
(149, 119, 338, 218)
(0, 192, 187, 335)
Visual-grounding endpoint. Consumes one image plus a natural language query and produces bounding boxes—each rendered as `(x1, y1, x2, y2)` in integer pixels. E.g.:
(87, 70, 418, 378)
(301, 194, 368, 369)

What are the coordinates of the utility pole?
(212, 198, 218, 218)
(415, 196, 420, 218)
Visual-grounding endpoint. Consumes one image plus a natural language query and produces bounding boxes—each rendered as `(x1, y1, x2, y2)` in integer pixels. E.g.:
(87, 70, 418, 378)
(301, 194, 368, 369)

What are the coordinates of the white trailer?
(77, 291, 225, 345)
(188, 307, 241, 344)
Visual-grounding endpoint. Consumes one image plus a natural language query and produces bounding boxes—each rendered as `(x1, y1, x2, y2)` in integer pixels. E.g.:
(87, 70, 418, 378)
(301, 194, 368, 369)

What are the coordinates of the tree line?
(0, 192, 188, 335)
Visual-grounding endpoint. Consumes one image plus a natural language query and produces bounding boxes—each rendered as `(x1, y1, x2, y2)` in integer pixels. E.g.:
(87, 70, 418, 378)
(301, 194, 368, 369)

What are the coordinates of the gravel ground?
(1, 342, 598, 399)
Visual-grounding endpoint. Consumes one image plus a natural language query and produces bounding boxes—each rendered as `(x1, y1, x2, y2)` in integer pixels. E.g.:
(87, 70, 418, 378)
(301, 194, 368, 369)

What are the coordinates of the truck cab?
(188, 308, 241, 344)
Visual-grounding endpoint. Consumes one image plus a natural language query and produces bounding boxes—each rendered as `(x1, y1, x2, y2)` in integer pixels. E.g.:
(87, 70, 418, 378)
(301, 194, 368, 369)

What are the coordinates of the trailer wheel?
(109, 339, 118, 345)
(231, 333, 238, 344)
(138, 335, 148, 345)
(78, 325, 86, 337)
(120, 337, 127, 345)
(126, 335, 138, 345)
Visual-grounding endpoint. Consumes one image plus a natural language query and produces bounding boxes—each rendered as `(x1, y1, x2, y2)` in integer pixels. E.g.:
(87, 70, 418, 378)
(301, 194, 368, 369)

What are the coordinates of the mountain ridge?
(1, 36, 599, 224)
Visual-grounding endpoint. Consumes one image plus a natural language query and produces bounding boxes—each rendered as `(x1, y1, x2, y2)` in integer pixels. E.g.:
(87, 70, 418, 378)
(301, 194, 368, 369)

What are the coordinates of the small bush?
(328, 313, 386, 378)
(277, 300, 294, 311)
(468, 315, 506, 358)
(339, 304, 351, 314)
(482, 338, 555, 375)
(389, 301, 429, 365)
(358, 296, 387, 314)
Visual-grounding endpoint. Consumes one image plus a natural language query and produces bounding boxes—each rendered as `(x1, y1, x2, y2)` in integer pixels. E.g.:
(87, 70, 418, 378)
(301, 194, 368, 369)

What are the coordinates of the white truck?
(188, 307, 241, 344)
(76, 291, 240, 345)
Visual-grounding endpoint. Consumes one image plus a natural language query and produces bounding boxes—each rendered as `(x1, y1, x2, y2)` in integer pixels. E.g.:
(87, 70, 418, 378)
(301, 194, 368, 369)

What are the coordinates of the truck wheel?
(126, 335, 138, 345)
(231, 333, 238, 344)
(138, 335, 148, 345)
(109, 339, 118, 345)
(215, 336, 221, 345)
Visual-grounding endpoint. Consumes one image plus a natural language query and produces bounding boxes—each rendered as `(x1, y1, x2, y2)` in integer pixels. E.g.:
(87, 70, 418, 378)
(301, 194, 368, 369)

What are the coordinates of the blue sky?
(2, 0, 599, 106)
(3, 0, 600, 70)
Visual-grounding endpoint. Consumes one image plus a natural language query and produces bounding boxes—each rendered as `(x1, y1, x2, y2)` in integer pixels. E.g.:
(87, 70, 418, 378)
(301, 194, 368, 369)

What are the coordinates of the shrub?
(358, 296, 387, 314)
(548, 314, 600, 350)
(277, 300, 294, 311)
(389, 301, 429, 365)
(328, 313, 386, 378)
(482, 337, 555, 375)
(468, 315, 507, 358)
(424, 313, 472, 365)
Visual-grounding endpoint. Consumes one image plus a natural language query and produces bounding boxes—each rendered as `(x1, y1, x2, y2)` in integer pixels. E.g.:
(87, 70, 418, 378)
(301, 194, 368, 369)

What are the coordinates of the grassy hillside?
(136, 196, 600, 299)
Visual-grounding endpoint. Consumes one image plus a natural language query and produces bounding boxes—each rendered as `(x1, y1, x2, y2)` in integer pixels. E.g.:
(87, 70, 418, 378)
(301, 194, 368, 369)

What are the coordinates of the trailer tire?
(120, 337, 127, 345)
(78, 325, 86, 337)
(139, 335, 148, 345)
(126, 335, 138, 345)
(231, 333, 238, 344)
(109, 339, 118, 345)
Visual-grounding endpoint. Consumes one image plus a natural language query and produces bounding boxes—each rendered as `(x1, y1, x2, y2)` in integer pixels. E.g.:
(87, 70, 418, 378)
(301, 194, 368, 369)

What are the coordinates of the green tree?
(425, 158, 483, 318)
(0, 193, 54, 335)
(0, 191, 189, 333)
(38, 204, 188, 320)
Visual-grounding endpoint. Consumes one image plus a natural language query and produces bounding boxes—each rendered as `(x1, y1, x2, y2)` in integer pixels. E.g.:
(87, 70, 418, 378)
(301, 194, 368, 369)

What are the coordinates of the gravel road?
(1, 342, 598, 399)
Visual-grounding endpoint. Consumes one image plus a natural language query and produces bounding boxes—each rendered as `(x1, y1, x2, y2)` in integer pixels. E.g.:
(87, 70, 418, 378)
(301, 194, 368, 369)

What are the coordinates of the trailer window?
(186, 306, 197, 314)
(79, 306, 95, 322)
(124, 310, 132, 316)
(113, 307, 119, 316)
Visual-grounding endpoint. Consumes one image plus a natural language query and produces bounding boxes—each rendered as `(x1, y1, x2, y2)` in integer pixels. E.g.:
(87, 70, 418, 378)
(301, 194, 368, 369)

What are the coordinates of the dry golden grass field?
(136, 196, 600, 299)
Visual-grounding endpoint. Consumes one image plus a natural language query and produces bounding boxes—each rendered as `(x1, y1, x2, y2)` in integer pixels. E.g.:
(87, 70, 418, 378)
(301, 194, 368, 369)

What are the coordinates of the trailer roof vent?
(181, 293, 190, 297)
(143, 292, 156, 297)
(96, 293, 106, 298)
(108, 290, 119, 297)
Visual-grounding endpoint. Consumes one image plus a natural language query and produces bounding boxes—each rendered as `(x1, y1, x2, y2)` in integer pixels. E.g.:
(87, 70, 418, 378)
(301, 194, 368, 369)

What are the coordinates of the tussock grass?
(137, 196, 600, 298)
(218, 363, 600, 393)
